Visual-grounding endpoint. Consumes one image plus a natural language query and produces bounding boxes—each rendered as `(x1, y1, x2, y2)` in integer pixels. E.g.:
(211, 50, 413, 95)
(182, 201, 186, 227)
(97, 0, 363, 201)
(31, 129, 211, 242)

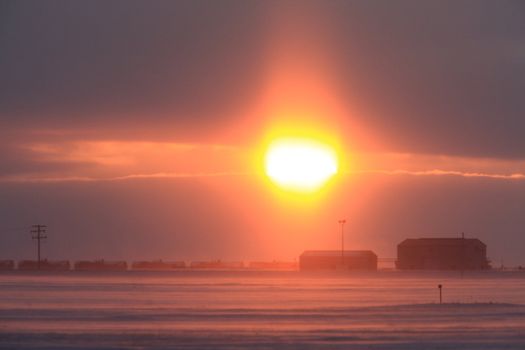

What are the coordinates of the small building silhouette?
(189, 260, 244, 269)
(248, 261, 298, 270)
(396, 238, 490, 270)
(74, 260, 127, 271)
(131, 260, 186, 270)
(299, 250, 378, 271)
(17, 259, 70, 271)
(0, 260, 15, 270)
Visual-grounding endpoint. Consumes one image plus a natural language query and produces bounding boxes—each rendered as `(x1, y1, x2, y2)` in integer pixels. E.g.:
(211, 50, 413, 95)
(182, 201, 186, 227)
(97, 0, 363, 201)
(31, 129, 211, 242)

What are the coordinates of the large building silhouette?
(396, 238, 490, 270)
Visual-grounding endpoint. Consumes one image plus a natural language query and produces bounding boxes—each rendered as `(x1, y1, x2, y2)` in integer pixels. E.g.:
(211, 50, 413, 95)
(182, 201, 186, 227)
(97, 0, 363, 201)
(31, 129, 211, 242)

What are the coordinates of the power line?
(31, 224, 47, 270)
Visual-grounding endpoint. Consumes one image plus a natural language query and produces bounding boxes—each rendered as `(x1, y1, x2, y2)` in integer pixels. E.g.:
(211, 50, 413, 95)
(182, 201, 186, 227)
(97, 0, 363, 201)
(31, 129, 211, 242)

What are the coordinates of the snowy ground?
(1, 271, 524, 349)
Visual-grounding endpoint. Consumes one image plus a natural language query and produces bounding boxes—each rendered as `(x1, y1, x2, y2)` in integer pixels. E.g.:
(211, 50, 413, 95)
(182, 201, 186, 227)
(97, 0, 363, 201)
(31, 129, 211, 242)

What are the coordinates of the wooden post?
(438, 284, 442, 304)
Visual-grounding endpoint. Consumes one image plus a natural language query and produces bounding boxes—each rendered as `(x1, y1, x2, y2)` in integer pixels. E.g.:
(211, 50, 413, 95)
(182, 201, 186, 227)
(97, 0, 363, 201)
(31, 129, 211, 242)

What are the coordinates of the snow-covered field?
(1, 271, 524, 349)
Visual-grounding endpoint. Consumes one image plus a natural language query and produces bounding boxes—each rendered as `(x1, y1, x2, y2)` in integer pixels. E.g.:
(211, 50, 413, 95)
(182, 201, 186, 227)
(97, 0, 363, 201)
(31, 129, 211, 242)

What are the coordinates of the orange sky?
(1, 2, 524, 265)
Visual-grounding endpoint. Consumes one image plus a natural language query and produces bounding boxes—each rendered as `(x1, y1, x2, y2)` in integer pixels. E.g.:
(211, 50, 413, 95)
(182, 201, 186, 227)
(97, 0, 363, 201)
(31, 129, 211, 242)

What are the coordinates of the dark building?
(396, 238, 490, 270)
(17, 260, 70, 271)
(131, 260, 186, 270)
(299, 250, 378, 271)
(0, 260, 15, 270)
(248, 261, 298, 270)
(189, 260, 244, 269)
(74, 260, 127, 271)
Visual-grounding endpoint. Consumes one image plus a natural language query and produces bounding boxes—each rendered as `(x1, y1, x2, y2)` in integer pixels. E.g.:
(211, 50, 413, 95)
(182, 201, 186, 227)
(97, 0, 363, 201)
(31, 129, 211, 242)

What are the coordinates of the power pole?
(338, 219, 346, 267)
(31, 225, 47, 270)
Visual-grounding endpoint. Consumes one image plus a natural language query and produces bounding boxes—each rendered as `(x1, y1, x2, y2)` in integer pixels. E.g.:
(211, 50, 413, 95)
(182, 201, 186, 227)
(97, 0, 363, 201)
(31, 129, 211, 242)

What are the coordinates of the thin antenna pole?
(31, 225, 47, 270)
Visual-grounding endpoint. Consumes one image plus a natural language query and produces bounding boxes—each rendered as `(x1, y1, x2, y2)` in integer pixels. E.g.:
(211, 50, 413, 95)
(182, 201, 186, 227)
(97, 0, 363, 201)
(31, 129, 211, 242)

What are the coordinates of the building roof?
(300, 250, 377, 258)
(399, 238, 486, 247)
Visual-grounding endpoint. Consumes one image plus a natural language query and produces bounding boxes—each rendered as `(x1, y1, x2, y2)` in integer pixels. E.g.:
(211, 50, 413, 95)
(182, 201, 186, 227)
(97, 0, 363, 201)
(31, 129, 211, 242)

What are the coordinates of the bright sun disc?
(264, 138, 338, 192)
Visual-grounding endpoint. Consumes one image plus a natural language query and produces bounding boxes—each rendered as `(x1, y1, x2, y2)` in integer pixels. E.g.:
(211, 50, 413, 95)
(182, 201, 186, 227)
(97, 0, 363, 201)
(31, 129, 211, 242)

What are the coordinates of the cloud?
(326, 1, 525, 158)
(1, 137, 524, 183)
(1, 1, 524, 158)
(0, 1, 266, 135)
(0, 139, 249, 182)
(356, 169, 525, 180)
(3, 169, 522, 184)
(0, 171, 248, 184)
(348, 152, 525, 180)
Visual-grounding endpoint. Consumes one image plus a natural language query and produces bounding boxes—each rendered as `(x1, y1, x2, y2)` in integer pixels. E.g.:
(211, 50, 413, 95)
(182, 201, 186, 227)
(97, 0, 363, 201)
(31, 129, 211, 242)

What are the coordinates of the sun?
(264, 137, 339, 193)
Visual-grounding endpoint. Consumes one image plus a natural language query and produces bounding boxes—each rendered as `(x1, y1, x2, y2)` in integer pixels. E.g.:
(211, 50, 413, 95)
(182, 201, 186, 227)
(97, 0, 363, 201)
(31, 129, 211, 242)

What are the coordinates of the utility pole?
(31, 225, 47, 270)
(338, 219, 346, 267)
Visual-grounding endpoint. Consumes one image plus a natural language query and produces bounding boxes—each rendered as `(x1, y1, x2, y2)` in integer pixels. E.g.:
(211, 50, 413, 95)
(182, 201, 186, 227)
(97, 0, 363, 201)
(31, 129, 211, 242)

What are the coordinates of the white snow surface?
(1, 270, 524, 349)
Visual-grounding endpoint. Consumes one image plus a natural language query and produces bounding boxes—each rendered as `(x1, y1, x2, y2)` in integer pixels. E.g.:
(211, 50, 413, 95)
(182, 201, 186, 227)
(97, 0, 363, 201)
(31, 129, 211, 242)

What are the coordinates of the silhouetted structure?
(248, 261, 298, 270)
(396, 238, 490, 270)
(131, 260, 186, 270)
(0, 260, 15, 270)
(190, 260, 244, 269)
(18, 259, 70, 271)
(299, 250, 378, 271)
(74, 260, 127, 271)
(30, 224, 47, 269)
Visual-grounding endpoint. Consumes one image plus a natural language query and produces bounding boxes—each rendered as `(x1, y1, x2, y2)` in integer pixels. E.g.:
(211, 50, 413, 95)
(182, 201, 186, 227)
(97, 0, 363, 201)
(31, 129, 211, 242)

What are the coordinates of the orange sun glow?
(264, 137, 339, 193)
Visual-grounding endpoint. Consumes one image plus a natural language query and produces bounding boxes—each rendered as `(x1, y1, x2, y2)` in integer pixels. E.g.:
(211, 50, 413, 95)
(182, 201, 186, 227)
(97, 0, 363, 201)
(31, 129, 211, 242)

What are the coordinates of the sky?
(1, 0, 524, 265)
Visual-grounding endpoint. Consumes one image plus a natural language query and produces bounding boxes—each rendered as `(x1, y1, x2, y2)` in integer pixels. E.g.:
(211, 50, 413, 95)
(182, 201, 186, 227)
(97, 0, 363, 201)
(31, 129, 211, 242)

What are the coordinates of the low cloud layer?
(1, 138, 525, 183)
